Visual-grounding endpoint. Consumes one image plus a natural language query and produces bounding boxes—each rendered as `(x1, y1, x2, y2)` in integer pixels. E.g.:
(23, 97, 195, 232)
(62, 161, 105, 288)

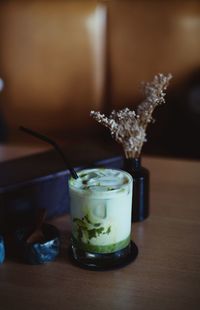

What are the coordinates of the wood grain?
(0, 156, 200, 310)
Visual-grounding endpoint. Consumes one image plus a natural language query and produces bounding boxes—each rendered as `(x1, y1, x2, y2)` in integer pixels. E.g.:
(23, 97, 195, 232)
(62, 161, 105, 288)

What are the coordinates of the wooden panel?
(0, 1, 106, 137)
(108, 0, 200, 108)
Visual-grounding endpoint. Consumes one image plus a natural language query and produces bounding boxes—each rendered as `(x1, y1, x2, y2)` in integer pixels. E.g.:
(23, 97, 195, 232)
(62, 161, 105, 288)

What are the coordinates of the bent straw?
(19, 126, 78, 179)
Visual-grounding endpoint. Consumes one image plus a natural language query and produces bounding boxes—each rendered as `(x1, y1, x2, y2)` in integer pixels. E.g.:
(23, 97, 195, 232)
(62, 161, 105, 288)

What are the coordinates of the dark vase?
(123, 157, 149, 222)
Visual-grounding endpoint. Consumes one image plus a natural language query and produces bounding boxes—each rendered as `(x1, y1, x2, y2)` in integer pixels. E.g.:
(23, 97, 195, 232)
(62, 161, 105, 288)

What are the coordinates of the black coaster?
(68, 241, 138, 271)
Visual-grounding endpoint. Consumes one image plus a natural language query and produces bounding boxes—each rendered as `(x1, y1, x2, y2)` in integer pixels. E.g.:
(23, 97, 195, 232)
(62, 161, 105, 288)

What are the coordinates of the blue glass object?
(15, 224, 60, 264)
(0, 235, 5, 264)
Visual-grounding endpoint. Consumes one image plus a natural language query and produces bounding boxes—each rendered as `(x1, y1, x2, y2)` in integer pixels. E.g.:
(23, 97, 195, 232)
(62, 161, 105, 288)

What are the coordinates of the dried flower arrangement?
(90, 73, 172, 159)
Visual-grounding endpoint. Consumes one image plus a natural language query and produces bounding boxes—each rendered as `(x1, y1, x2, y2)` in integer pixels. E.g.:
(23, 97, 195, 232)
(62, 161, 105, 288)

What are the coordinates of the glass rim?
(69, 168, 133, 196)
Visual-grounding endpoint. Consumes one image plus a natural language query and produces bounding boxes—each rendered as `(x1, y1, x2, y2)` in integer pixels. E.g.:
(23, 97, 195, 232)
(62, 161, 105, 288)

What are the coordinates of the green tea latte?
(69, 168, 133, 254)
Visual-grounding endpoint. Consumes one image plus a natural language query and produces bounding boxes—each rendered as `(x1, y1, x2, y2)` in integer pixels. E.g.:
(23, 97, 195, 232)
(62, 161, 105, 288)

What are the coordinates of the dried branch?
(91, 73, 172, 158)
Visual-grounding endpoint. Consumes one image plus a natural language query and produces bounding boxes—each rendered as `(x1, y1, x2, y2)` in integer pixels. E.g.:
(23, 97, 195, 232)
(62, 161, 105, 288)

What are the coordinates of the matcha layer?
(72, 235, 131, 254)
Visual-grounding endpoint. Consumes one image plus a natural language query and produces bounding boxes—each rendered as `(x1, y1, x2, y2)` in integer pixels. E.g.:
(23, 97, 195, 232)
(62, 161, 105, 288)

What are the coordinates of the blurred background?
(0, 0, 200, 159)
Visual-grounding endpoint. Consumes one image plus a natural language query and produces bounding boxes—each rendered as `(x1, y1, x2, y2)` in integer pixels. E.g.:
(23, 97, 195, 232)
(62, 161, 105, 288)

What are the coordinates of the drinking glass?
(69, 168, 136, 269)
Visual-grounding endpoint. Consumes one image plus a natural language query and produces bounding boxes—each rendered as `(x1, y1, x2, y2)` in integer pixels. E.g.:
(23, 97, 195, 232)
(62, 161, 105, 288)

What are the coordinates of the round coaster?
(68, 241, 138, 271)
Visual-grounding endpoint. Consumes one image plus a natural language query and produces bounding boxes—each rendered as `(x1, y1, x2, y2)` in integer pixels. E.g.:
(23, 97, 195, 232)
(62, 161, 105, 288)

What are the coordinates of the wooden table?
(0, 148, 200, 310)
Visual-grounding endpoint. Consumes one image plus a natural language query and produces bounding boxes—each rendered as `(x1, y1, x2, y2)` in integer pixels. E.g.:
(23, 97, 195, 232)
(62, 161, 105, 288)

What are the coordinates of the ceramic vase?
(123, 157, 149, 222)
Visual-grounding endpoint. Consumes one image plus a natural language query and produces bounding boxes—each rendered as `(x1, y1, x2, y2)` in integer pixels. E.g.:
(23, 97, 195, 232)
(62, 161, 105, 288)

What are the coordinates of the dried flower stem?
(91, 73, 172, 159)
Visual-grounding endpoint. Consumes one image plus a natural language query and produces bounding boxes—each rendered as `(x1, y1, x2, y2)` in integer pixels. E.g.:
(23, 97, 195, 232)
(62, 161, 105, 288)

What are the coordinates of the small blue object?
(15, 224, 60, 264)
(0, 235, 5, 264)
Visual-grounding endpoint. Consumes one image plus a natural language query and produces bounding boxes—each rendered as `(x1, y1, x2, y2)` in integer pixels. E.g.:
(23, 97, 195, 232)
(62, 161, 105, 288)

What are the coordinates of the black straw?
(19, 126, 79, 179)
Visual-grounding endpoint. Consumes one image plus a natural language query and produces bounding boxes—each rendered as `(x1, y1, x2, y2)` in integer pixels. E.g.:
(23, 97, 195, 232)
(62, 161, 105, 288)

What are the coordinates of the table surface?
(0, 146, 200, 310)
